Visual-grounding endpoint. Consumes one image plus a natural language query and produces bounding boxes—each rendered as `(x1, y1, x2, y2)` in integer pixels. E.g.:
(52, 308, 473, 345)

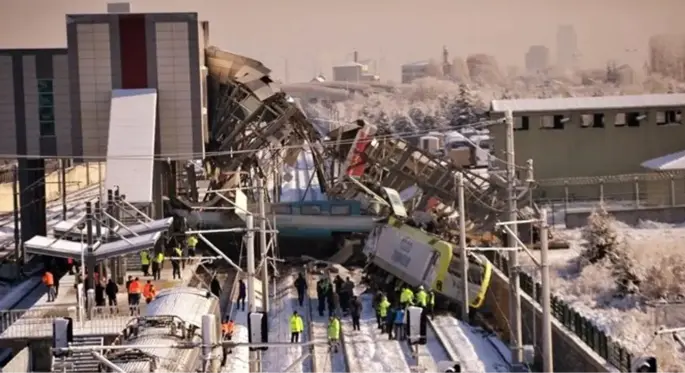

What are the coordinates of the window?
(626, 112, 644, 127)
(659, 110, 682, 126)
(581, 114, 593, 128)
(301, 205, 321, 215)
(272, 205, 292, 214)
(37, 79, 55, 136)
(551, 115, 567, 129)
(541, 116, 554, 128)
(592, 113, 605, 128)
(614, 113, 626, 126)
(514, 116, 529, 131)
(330, 205, 351, 215)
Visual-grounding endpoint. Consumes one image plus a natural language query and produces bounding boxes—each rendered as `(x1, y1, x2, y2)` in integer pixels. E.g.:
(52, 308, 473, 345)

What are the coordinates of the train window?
(272, 205, 291, 214)
(330, 205, 351, 215)
(614, 113, 626, 126)
(551, 115, 567, 129)
(301, 205, 321, 215)
(592, 113, 605, 128)
(540, 116, 554, 129)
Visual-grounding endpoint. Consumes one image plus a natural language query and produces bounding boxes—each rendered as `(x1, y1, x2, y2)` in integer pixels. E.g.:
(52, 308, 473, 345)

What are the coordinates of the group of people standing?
(373, 284, 435, 340)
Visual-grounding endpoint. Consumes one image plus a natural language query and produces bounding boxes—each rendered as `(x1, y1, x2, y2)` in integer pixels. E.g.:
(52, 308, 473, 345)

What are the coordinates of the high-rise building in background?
(556, 25, 579, 68)
(525, 45, 550, 73)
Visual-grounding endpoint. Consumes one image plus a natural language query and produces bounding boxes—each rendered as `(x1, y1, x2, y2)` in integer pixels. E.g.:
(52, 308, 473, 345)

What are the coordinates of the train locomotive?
(103, 287, 222, 373)
(363, 216, 492, 309)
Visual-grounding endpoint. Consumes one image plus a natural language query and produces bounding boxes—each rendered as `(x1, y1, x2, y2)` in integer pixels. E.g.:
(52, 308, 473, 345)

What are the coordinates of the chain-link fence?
(533, 171, 685, 225)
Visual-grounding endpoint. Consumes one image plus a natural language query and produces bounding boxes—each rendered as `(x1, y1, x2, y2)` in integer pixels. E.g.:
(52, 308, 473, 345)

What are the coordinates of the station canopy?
(24, 217, 173, 261)
(52, 217, 173, 241)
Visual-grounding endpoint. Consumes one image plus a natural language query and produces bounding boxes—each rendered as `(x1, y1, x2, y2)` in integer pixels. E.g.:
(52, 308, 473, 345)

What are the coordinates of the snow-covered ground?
(520, 219, 685, 371)
(222, 278, 264, 373)
(262, 276, 312, 372)
(431, 316, 510, 372)
(343, 294, 412, 372)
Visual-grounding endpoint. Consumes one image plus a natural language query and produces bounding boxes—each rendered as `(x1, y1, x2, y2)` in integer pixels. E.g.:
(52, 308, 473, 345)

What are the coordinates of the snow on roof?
(641, 149, 685, 170)
(402, 60, 431, 67)
(490, 93, 685, 114)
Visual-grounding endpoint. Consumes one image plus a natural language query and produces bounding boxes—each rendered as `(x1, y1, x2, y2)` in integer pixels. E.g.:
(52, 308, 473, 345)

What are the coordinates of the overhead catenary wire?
(0, 117, 522, 164)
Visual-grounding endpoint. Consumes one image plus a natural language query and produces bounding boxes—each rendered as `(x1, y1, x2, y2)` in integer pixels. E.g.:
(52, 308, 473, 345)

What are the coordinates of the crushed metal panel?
(234, 189, 248, 222)
(93, 232, 161, 260)
(383, 187, 407, 218)
(105, 89, 157, 203)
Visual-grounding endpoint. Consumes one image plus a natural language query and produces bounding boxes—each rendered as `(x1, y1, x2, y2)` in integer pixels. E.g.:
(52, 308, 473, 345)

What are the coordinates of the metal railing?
(485, 251, 639, 372)
(0, 303, 151, 338)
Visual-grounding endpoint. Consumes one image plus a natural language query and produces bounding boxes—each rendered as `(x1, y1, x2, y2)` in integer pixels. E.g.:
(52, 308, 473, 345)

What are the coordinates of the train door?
(421, 251, 441, 288)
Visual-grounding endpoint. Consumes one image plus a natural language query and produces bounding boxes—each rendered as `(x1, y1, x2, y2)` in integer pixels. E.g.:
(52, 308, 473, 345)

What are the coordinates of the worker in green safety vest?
(140, 250, 150, 276)
(187, 235, 198, 257)
(327, 316, 341, 353)
(415, 286, 428, 307)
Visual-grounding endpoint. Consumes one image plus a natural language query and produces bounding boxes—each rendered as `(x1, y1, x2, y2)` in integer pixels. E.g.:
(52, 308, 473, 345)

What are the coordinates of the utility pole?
(457, 172, 469, 322)
(540, 209, 553, 373)
(61, 159, 67, 220)
(246, 215, 259, 373)
(257, 178, 270, 314)
(505, 110, 523, 364)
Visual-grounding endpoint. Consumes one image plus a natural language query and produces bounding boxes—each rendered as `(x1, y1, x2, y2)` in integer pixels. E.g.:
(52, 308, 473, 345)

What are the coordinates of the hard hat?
(418, 285, 424, 290)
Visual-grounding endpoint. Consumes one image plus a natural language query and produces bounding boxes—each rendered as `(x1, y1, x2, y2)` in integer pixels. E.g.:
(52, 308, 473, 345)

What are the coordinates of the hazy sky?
(2, 0, 684, 82)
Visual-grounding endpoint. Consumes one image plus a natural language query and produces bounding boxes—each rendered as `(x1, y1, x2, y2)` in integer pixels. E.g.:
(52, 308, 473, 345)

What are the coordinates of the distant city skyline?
(1, 0, 683, 82)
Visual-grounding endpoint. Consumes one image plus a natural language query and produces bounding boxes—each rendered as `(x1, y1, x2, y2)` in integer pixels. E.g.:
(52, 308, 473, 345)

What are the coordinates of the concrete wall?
(484, 266, 617, 372)
(565, 205, 685, 228)
(1, 346, 29, 372)
(491, 107, 685, 180)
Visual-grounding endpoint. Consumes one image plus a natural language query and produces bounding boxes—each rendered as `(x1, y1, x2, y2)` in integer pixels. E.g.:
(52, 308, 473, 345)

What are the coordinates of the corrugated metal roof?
(490, 93, 685, 114)
(105, 89, 157, 203)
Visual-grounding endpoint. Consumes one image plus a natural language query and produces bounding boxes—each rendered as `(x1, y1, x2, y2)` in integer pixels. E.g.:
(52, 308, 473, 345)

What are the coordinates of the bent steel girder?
(323, 125, 522, 233)
(193, 46, 328, 207)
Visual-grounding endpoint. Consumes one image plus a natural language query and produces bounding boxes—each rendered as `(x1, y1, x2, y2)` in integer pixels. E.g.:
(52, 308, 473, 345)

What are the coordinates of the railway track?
(305, 265, 350, 373)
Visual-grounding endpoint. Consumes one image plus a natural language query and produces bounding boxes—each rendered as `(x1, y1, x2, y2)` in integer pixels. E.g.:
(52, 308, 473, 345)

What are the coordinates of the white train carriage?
(103, 287, 222, 373)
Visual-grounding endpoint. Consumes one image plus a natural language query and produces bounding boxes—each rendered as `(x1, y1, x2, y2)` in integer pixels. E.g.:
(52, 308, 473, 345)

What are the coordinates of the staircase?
(52, 336, 104, 372)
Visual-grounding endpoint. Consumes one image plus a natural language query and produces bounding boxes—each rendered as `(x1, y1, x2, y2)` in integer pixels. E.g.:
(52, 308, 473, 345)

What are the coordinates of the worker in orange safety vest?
(142, 280, 157, 304)
(43, 271, 56, 302)
(127, 277, 142, 316)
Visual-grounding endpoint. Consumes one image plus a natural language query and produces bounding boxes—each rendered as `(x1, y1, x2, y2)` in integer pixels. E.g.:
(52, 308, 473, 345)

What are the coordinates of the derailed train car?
(102, 287, 222, 373)
(363, 216, 492, 309)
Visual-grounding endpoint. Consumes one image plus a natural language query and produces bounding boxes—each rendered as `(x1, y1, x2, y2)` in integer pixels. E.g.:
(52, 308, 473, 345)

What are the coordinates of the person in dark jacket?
(316, 279, 327, 316)
(95, 281, 106, 307)
(334, 275, 344, 295)
(349, 295, 362, 331)
(341, 277, 354, 314)
(237, 279, 246, 311)
(105, 279, 119, 314)
(326, 283, 335, 316)
(329, 290, 339, 317)
(386, 306, 396, 340)
(210, 276, 221, 298)
(294, 273, 307, 307)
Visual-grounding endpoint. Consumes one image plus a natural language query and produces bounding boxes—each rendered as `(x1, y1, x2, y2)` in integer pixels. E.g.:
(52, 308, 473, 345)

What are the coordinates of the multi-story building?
(556, 25, 578, 68)
(525, 45, 550, 73)
(0, 7, 208, 240)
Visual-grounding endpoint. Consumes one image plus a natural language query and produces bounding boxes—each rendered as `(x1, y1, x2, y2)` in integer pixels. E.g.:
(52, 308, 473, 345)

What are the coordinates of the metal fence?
(535, 171, 685, 207)
(485, 251, 638, 372)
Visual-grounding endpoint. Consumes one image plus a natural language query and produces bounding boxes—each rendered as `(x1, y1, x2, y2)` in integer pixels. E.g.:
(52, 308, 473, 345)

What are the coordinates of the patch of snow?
(431, 316, 510, 372)
(222, 279, 263, 373)
(343, 294, 412, 372)
(520, 220, 685, 371)
(262, 276, 312, 372)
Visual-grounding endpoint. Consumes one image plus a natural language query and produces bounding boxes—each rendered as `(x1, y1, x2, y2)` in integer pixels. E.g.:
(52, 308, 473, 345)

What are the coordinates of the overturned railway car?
(102, 287, 222, 373)
(363, 216, 492, 309)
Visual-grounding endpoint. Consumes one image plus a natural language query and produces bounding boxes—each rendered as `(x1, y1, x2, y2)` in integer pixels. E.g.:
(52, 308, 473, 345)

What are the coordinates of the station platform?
(0, 261, 200, 342)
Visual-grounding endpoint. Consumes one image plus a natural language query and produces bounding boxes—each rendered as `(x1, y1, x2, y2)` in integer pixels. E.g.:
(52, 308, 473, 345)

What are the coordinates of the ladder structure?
(51, 336, 104, 373)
